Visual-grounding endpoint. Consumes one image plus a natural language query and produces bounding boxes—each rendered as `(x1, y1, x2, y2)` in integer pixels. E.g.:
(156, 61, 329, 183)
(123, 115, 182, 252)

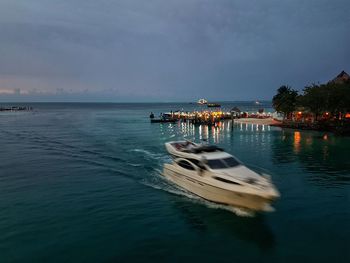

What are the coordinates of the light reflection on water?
(174, 120, 272, 144)
(159, 120, 350, 186)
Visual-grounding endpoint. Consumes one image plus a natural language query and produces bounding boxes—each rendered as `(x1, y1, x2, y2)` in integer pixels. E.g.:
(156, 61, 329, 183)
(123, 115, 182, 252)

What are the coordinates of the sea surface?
(0, 102, 349, 263)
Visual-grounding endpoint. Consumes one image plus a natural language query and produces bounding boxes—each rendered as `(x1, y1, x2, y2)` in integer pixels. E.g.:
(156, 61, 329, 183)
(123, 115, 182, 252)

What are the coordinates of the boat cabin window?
(213, 176, 241, 185)
(207, 159, 227, 169)
(187, 159, 206, 170)
(223, 157, 240, 167)
(207, 157, 240, 169)
(177, 160, 195, 170)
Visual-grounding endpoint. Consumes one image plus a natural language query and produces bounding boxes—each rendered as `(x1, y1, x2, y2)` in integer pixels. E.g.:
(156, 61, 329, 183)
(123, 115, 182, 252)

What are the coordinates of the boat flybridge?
(163, 141, 280, 211)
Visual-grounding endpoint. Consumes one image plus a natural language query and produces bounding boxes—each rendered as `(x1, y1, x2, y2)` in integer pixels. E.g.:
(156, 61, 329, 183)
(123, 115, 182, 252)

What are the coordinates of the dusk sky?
(0, 0, 349, 102)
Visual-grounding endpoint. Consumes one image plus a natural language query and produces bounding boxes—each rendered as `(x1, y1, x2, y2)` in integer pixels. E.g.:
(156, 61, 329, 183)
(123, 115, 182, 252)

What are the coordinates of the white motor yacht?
(197, 98, 208, 105)
(163, 141, 280, 211)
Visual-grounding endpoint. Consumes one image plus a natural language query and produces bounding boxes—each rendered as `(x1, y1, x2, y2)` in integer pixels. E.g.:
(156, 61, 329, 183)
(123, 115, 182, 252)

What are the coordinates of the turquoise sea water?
(0, 102, 349, 262)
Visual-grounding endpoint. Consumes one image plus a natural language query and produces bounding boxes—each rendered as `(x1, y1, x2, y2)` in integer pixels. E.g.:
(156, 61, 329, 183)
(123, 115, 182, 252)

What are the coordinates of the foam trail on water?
(130, 149, 161, 158)
(128, 163, 143, 167)
(142, 170, 255, 217)
(130, 149, 171, 163)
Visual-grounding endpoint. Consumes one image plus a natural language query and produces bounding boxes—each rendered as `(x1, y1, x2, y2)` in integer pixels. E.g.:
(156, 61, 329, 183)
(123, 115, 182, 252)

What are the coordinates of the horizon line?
(0, 100, 272, 104)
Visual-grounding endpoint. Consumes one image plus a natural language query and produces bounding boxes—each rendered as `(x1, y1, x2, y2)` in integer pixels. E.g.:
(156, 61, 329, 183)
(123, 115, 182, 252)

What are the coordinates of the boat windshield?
(207, 157, 240, 169)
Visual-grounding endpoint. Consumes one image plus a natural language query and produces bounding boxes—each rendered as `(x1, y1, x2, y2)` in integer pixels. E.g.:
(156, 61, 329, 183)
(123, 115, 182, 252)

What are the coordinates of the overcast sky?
(0, 0, 349, 102)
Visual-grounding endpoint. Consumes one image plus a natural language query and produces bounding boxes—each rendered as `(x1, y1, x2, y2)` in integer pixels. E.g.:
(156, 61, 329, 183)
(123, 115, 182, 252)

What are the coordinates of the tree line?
(272, 81, 350, 121)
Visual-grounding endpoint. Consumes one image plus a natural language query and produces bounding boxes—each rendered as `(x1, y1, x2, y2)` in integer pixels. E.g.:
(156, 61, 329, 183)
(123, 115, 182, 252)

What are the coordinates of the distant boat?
(255, 100, 261, 105)
(150, 112, 177, 123)
(207, 103, 221, 108)
(197, 99, 208, 105)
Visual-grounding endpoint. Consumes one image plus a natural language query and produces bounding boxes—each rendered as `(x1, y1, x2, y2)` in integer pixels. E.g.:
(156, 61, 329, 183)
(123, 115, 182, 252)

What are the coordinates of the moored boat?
(207, 103, 221, 108)
(150, 112, 177, 123)
(151, 118, 177, 123)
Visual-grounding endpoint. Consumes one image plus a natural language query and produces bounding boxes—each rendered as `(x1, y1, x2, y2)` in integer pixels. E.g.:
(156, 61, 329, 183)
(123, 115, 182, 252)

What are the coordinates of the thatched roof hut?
(329, 70, 350, 84)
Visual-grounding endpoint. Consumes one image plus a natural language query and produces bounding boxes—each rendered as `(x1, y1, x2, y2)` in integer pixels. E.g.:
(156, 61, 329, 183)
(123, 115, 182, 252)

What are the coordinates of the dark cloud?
(0, 0, 349, 101)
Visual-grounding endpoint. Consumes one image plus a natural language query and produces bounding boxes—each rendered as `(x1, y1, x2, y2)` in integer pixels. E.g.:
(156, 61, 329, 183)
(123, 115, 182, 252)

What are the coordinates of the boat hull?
(163, 165, 276, 211)
(151, 119, 177, 123)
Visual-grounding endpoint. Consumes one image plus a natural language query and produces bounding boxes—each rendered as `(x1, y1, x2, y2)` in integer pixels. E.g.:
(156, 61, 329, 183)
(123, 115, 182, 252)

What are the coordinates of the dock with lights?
(151, 109, 273, 125)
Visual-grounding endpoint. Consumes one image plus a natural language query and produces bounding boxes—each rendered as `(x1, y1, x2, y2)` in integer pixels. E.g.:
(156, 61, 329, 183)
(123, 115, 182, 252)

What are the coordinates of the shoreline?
(234, 118, 280, 125)
(270, 121, 350, 135)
